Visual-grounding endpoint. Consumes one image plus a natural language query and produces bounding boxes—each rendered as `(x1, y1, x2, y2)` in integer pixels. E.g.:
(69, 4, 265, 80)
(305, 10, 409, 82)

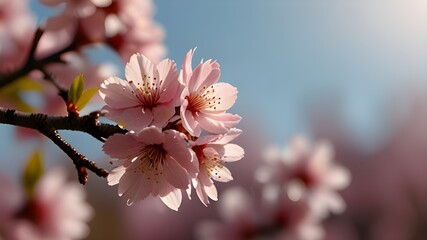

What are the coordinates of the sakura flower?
(103, 126, 198, 211)
(0, 168, 93, 240)
(191, 128, 244, 206)
(196, 187, 258, 240)
(180, 49, 241, 137)
(258, 136, 351, 218)
(39, 0, 166, 63)
(99, 53, 180, 131)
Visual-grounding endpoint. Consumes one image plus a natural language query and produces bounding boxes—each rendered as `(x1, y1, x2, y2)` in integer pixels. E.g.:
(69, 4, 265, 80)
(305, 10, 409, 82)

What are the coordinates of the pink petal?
(125, 53, 155, 85)
(156, 59, 179, 103)
(120, 107, 153, 132)
(103, 133, 141, 159)
(120, 172, 152, 205)
(99, 77, 140, 109)
(180, 99, 201, 136)
(211, 165, 233, 183)
(163, 156, 191, 189)
(107, 166, 126, 186)
(195, 181, 209, 206)
(181, 48, 195, 85)
(159, 188, 182, 211)
(151, 104, 176, 128)
(136, 126, 164, 145)
(325, 166, 351, 190)
(221, 144, 245, 162)
(196, 112, 242, 135)
(213, 128, 242, 145)
(188, 60, 220, 93)
(203, 82, 237, 112)
(165, 131, 198, 176)
(204, 182, 218, 202)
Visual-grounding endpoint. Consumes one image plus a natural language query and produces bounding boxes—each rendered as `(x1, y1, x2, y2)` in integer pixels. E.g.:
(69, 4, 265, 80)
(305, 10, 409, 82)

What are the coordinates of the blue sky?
(153, 0, 427, 147)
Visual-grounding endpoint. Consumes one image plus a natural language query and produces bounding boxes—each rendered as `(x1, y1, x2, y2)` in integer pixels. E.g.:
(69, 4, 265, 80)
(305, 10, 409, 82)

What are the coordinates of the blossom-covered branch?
(0, 108, 127, 184)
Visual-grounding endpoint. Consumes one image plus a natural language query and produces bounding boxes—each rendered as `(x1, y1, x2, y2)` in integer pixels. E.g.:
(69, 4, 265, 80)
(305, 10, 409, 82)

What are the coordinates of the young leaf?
(22, 150, 44, 198)
(76, 88, 98, 111)
(0, 76, 42, 113)
(68, 74, 85, 104)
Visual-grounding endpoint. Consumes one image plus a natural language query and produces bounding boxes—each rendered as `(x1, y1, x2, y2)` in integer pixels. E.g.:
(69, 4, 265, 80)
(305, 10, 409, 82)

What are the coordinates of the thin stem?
(0, 108, 128, 184)
(40, 128, 108, 184)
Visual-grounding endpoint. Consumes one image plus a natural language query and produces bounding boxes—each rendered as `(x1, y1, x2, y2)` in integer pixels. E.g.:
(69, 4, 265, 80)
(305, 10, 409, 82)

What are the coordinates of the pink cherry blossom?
(0, 0, 34, 73)
(103, 126, 198, 210)
(39, 0, 166, 63)
(180, 49, 241, 137)
(99, 53, 180, 131)
(0, 168, 93, 240)
(196, 187, 258, 240)
(258, 136, 351, 219)
(191, 128, 244, 206)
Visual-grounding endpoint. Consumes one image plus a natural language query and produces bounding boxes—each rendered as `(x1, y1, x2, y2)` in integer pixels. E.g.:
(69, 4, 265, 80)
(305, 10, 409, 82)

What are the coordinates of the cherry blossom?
(0, 168, 93, 240)
(103, 126, 198, 210)
(180, 49, 241, 137)
(196, 187, 258, 240)
(39, 0, 166, 63)
(191, 128, 244, 206)
(258, 136, 351, 218)
(99, 53, 180, 131)
(0, 0, 34, 73)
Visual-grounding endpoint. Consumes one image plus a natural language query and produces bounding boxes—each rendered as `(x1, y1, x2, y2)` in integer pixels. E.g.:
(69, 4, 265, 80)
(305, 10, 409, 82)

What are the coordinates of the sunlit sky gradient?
(153, 0, 427, 149)
(3, 0, 427, 173)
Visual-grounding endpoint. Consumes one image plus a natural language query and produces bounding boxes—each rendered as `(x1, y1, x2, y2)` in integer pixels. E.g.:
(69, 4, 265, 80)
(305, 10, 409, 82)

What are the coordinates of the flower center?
(187, 85, 221, 112)
(130, 75, 162, 109)
(136, 144, 166, 183)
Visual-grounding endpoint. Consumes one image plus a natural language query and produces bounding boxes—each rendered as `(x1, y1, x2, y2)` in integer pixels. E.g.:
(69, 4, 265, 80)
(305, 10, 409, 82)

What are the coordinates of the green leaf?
(76, 87, 98, 111)
(0, 76, 42, 113)
(68, 74, 85, 104)
(22, 150, 44, 198)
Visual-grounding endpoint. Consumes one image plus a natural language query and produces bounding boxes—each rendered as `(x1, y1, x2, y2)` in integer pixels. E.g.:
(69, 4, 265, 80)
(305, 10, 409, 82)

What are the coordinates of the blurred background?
(2, 0, 427, 239)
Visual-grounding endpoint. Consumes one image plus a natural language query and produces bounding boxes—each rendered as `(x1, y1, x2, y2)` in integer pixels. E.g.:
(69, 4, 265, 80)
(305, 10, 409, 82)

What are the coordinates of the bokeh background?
(2, 0, 427, 239)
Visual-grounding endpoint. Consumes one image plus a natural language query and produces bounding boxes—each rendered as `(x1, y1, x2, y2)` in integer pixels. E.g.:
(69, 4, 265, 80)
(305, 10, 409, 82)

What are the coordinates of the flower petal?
(125, 53, 155, 85)
(159, 188, 182, 211)
(103, 133, 141, 159)
(99, 77, 140, 109)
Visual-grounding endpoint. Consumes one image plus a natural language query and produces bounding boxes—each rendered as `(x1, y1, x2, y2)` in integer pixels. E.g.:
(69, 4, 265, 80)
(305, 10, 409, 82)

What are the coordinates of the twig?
(38, 68, 68, 102)
(0, 108, 128, 184)
(40, 128, 108, 184)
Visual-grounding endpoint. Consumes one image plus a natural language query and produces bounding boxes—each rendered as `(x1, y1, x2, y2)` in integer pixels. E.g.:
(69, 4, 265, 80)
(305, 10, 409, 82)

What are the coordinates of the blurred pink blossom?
(258, 136, 351, 219)
(39, 0, 166, 63)
(103, 126, 198, 210)
(0, 168, 93, 240)
(0, 0, 34, 73)
(180, 49, 241, 137)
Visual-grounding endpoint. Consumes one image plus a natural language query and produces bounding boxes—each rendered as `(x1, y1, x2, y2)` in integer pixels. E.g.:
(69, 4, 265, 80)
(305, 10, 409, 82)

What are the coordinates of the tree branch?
(0, 108, 128, 184)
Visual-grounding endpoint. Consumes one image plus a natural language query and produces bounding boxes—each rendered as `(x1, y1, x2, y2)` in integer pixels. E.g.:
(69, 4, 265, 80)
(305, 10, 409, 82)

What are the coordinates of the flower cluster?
(101, 49, 244, 210)
(39, 0, 165, 63)
(197, 136, 350, 240)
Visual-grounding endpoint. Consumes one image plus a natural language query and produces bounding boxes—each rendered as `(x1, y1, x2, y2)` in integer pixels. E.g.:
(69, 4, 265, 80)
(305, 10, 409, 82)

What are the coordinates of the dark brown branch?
(40, 128, 108, 184)
(0, 108, 127, 141)
(0, 108, 128, 184)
